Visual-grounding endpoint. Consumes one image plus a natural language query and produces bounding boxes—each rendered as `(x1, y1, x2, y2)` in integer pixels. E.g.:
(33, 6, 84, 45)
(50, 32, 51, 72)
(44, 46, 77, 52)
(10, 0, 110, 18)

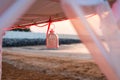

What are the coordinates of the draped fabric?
(15, 0, 66, 27)
(112, 0, 120, 21)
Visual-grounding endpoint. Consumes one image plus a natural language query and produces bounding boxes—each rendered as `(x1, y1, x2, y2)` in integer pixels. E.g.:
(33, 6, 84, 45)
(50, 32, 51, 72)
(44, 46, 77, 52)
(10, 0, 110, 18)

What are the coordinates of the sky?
(87, 14, 102, 36)
(30, 15, 102, 36)
(30, 20, 77, 35)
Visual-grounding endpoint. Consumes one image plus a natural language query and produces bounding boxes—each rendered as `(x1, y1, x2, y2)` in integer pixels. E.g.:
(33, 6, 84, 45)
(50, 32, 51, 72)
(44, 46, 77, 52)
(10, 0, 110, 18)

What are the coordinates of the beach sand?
(2, 43, 107, 80)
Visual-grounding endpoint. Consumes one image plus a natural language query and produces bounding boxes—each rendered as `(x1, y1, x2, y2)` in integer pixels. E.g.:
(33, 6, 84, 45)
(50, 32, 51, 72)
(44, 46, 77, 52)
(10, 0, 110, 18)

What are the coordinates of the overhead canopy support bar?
(0, 0, 36, 80)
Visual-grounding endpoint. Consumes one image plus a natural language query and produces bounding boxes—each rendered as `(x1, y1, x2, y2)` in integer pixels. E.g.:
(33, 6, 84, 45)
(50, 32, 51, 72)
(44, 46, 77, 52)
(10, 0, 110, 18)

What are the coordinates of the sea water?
(3, 31, 79, 40)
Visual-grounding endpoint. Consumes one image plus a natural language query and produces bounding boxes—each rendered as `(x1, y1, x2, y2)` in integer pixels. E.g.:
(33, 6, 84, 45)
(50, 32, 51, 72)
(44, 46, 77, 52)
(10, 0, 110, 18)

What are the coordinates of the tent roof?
(15, 0, 67, 27)
(1, 0, 115, 28)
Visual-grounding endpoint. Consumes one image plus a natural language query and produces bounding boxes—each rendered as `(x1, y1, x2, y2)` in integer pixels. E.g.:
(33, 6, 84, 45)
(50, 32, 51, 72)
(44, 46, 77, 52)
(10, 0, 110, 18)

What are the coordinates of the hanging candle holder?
(46, 23, 59, 49)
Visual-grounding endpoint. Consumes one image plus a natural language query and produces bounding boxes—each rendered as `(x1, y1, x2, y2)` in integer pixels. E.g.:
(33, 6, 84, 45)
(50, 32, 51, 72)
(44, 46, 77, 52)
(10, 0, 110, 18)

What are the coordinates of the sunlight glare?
(87, 15, 103, 36)
(30, 20, 77, 35)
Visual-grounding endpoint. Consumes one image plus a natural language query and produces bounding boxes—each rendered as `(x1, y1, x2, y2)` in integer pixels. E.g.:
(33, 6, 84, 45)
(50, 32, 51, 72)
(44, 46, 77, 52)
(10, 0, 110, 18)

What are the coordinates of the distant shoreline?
(2, 38, 81, 47)
(3, 31, 81, 47)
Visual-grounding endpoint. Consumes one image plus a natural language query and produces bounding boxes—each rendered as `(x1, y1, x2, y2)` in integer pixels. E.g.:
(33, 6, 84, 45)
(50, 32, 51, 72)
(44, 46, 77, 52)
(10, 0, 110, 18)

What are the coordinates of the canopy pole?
(0, 0, 36, 80)
(0, 28, 5, 80)
(61, 0, 119, 80)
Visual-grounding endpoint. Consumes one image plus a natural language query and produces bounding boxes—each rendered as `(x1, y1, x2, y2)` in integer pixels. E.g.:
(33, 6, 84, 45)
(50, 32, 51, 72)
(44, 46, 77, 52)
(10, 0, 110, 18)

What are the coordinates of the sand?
(2, 44, 107, 80)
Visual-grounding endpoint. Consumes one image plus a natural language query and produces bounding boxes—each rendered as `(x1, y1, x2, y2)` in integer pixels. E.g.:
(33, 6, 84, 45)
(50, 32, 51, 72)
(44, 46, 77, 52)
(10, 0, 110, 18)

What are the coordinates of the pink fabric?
(112, 0, 120, 21)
